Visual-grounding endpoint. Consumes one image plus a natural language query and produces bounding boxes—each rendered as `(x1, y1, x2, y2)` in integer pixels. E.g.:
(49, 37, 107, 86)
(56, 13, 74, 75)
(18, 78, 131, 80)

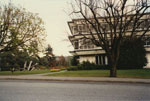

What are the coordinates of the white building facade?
(68, 17, 150, 68)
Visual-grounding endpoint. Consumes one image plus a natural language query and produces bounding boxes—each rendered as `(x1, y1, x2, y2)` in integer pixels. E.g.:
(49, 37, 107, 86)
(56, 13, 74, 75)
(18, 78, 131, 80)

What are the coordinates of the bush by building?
(117, 38, 147, 69)
(67, 61, 109, 71)
(71, 56, 79, 66)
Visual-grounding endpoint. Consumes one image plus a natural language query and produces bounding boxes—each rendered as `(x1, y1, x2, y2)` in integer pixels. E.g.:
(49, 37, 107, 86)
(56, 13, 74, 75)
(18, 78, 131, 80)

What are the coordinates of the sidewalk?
(0, 75, 150, 84)
(31, 70, 67, 76)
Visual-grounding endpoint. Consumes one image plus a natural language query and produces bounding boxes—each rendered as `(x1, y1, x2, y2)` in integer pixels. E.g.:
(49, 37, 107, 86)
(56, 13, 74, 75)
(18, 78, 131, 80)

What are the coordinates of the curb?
(0, 76, 150, 84)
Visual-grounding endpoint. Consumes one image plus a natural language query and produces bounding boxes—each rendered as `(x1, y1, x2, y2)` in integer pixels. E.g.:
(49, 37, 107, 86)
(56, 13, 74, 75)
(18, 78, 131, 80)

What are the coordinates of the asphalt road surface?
(0, 80, 150, 101)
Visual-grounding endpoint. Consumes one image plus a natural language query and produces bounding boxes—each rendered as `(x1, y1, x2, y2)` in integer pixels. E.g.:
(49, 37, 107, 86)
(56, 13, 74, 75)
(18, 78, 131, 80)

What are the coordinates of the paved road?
(0, 80, 150, 101)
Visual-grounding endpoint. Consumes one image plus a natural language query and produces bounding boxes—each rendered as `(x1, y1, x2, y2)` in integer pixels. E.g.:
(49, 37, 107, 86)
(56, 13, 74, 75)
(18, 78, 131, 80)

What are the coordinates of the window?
(79, 39, 94, 49)
(72, 26, 78, 34)
(78, 25, 86, 33)
(143, 36, 150, 47)
(72, 25, 87, 34)
(78, 25, 82, 31)
(145, 39, 150, 46)
(74, 41, 79, 49)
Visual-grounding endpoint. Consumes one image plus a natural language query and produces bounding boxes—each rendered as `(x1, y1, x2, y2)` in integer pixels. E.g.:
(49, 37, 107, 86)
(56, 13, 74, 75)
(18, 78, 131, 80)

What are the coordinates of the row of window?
(71, 20, 150, 35)
(73, 37, 150, 50)
(74, 39, 95, 50)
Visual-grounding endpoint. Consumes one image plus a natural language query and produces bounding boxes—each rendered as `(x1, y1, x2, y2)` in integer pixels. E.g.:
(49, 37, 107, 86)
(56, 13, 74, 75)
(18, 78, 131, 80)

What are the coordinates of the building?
(68, 15, 150, 68)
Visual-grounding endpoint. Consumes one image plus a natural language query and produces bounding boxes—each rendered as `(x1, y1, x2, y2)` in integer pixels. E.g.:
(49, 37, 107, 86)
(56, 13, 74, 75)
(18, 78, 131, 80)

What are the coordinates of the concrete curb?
(0, 76, 150, 84)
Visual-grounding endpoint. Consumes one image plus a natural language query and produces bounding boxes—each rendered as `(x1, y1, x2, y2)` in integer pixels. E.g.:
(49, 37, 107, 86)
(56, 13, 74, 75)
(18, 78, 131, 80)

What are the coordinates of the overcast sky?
(1, 0, 73, 56)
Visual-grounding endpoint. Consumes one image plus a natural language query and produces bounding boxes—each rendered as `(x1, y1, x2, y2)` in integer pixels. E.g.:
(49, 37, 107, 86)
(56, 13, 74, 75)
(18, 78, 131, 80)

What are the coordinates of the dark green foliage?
(39, 56, 49, 67)
(45, 44, 53, 55)
(0, 50, 39, 71)
(67, 66, 78, 71)
(39, 56, 56, 67)
(0, 52, 14, 71)
(78, 61, 96, 70)
(67, 61, 109, 71)
(15, 50, 39, 70)
(118, 38, 147, 69)
(38, 44, 55, 68)
(71, 56, 79, 66)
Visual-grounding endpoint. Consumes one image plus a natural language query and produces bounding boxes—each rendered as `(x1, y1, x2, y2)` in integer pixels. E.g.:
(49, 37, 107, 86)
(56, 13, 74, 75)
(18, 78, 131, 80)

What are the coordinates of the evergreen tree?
(71, 56, 79, 66)
(118, 38, 147, 69)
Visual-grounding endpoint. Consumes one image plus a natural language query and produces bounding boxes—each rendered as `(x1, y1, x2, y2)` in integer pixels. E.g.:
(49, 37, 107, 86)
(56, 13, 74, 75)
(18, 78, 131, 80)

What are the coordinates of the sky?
(1, 0, 73, 56)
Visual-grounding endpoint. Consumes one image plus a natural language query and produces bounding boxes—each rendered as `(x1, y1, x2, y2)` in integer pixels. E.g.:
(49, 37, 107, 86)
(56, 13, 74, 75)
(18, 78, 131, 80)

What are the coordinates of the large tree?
(0, 3, 45, 53)
(70, 0, 150, 77)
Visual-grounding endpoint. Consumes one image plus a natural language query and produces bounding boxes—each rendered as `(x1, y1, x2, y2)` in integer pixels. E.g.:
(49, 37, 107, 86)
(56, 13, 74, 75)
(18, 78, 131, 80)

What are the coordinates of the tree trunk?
(108, 56, 117, 77)
(110, 64, 117, 77)
(24, 61, 27, 71)
(28, 61, 33, 71)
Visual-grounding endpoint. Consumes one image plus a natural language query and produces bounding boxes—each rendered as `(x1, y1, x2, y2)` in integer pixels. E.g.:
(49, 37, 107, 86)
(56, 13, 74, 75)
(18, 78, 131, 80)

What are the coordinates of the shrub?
(67, 66, 78, 71)
(118, 38, 147, 69)
(68, 61, 109, 71)
(78, 61, 95, 70)
(71, 56, 79, 66)
(96, 65, 110, 70)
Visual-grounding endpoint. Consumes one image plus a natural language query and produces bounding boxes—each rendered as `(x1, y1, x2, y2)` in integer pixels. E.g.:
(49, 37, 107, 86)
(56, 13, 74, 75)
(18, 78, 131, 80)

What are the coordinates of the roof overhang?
(70, 49, 105, 56)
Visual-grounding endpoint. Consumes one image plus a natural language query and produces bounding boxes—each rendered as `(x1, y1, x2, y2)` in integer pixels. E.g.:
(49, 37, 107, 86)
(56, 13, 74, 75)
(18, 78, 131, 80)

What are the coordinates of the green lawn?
(0, 70, 51, 75)
(46, 69, 150, 79)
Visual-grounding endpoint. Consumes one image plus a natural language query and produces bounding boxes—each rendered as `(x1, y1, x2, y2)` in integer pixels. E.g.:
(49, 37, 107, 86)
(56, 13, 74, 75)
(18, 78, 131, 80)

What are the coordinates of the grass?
(118, 69, 150, 78)
(47, 70, 109, 77)
(0, 69, 51, 75)
(46, 69, 150, 79)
